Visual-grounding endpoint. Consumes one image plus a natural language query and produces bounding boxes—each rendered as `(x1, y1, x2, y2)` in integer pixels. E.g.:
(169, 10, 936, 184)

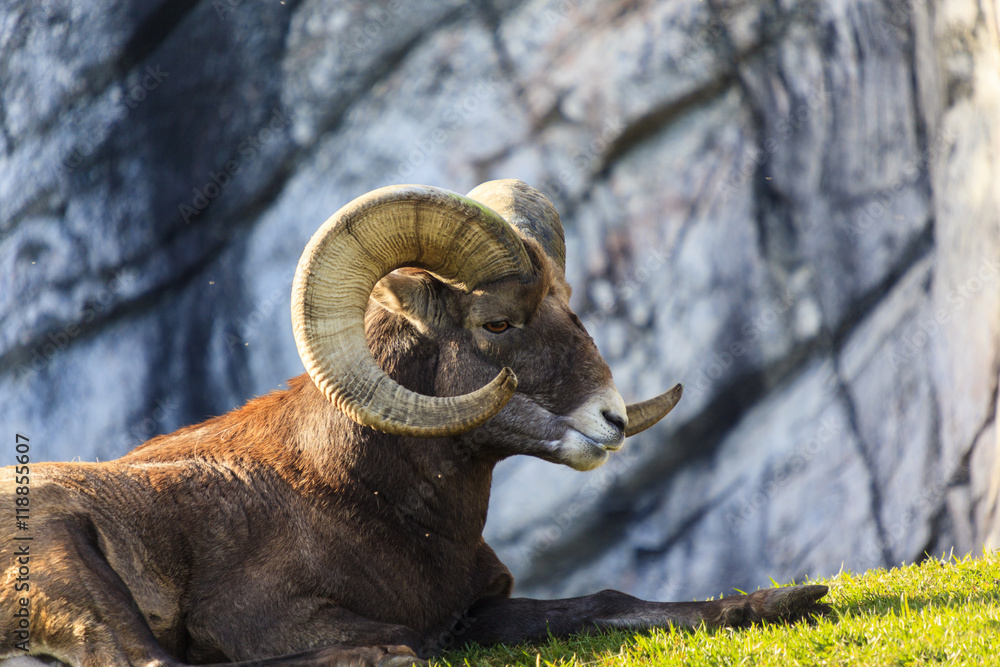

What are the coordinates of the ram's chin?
(556, 432, 613, 471)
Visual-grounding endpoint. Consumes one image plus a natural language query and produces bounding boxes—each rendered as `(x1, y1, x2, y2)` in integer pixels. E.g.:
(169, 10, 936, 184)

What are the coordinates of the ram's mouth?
(602, 439, 624, 452)
(570, 428, 624, 452)
(556, 428, 622, 471)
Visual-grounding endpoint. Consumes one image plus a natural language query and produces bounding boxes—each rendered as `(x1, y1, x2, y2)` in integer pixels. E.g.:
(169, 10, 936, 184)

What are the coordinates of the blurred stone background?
(1, 0, 998, 603)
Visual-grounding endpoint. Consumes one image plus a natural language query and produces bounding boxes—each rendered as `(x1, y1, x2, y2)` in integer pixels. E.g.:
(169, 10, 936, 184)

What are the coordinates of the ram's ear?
(370, 268, 451, 334)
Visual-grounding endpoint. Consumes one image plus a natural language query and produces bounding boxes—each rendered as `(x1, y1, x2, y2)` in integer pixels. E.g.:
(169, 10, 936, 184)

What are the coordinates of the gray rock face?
(1, 0, 998, 617)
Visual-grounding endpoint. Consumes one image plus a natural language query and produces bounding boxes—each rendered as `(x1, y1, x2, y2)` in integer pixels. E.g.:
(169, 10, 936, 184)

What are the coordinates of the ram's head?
(292, 179, 681, 470)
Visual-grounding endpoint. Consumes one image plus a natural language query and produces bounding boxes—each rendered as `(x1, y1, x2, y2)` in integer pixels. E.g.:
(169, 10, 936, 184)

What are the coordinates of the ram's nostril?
(602, 411, 626, 433)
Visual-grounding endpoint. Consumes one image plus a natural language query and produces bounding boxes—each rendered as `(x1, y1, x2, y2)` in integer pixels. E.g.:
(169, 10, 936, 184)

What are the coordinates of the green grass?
(435, 550, 1000, 666)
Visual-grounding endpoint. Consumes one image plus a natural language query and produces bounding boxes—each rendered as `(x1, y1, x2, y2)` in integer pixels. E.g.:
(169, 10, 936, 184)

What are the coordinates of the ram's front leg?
(0, 517, 183, 667)
(459, 585, 831, 647)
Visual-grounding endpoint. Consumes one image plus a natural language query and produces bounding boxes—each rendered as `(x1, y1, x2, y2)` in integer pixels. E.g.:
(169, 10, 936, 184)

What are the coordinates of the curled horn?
(466, 180, 566, 274)
(291, 185, 534, 438)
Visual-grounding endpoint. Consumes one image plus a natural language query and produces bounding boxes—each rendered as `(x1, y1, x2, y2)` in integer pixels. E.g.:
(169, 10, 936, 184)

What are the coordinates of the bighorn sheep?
(1, 181, 830, 666)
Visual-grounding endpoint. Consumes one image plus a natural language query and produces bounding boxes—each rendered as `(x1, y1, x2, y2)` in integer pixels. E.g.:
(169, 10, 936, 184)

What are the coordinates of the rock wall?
(1, 0, 998, 603)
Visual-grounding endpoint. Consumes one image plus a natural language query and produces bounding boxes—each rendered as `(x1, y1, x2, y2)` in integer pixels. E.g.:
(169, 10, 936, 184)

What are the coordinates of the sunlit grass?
(435, 550, 1000, 666)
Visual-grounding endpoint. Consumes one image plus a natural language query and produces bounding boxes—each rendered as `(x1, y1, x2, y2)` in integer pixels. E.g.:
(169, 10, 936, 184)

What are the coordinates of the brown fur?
(0, 245, 829, 667)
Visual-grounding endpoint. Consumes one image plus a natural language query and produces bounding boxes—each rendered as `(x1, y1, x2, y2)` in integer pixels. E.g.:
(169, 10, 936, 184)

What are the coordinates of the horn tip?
(496, 366, 519, 398)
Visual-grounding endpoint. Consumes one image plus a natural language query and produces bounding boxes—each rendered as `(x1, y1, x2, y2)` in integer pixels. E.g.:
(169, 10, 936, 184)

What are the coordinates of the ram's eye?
(484, 321, 510, 333)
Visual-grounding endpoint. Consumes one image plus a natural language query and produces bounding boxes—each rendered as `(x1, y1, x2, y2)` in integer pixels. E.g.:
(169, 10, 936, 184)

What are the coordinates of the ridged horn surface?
(466, 179, 566, 274)
(625, 384, 683, 437)
(292, 185, 534, 438)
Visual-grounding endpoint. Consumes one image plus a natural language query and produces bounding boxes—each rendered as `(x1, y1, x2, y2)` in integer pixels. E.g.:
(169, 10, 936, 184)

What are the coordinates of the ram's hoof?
(376, 645, 428, 667)
(721, 584, 832, 627)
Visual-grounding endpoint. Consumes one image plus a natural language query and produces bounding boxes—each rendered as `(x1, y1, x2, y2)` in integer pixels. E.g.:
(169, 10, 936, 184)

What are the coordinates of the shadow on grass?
(435, 625, 698, 667)
(435, 611, 830, 667)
